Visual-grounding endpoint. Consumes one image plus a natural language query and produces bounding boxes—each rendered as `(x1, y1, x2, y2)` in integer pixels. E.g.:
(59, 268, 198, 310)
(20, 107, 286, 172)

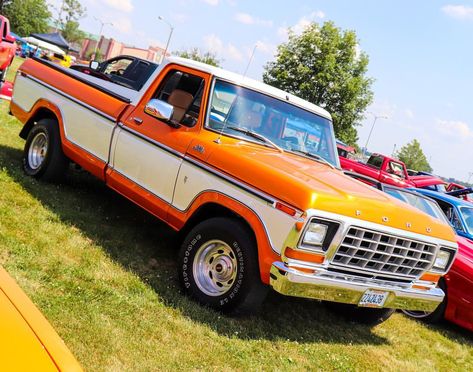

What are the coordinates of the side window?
(367, 155, 383, 169)
(388, 161, 405, 178)
(103, 58, 133, 76)
(153, 69, 205, 127)
(436, 199, 465, 232)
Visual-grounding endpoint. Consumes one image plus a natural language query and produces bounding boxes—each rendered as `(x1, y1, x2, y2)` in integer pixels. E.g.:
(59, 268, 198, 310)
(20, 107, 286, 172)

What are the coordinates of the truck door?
(107, 65, 210, 219)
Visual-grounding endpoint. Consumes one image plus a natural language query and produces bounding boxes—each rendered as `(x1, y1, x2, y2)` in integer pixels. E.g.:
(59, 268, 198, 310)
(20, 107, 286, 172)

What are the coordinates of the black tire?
(23, 118, 69, 182)
(402, 280, 446, 323)
(0, 66, 6, 82)
(178, 217, 268, 314)
(325, 302, 395, 326)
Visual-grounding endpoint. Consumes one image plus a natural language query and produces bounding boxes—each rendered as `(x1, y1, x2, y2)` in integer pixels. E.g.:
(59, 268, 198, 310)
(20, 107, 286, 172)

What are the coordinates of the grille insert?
(331, 227, 437, 278)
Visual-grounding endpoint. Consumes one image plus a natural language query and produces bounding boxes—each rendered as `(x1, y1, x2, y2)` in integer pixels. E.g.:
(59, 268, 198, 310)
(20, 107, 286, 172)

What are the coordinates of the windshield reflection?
(206, 79, 339, 167)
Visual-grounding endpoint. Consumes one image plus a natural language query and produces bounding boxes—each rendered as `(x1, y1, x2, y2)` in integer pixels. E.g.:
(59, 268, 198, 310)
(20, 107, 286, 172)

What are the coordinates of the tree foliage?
(61, 20, 85, 43)
(174, 48, 221, 67)
(396, 139, 432, 173)
(263, 21, 374, 145)
(3, 0, 51, 36)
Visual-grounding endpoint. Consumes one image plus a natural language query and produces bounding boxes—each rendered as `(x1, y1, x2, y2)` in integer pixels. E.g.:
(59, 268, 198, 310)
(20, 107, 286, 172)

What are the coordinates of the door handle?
(132, 117, 143, 124)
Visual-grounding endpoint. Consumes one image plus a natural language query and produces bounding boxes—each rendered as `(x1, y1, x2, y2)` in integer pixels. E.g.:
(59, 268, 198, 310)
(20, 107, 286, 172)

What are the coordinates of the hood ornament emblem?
(426, 227, 432, 233)
(406, 222, 412, 228)
(355, 210, 361, 216)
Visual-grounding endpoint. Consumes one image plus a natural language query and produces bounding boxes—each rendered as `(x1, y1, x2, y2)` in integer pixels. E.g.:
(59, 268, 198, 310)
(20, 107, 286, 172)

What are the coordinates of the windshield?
(206, 79, 339, 167)
(384, 188, 450, 224)
(459, 207, 473, 234)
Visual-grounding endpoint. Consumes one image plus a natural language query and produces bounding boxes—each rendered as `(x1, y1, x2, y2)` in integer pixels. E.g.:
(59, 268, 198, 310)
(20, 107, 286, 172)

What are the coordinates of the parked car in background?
(381, 187, 473, 332)
(0, 266, 82, 370)
(70, 55, 158, 91)
(339, 152, 445, 189)
(0, 15, 17, 81)
(414, 188, 473, 241)
(446, 182, 473, 203)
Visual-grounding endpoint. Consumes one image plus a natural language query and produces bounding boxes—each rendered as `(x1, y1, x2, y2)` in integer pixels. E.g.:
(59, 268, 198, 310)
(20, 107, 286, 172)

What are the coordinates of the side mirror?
(144, 98, 174, 122)
(3, 35, 15, 43)
(89, 60, 99, 70)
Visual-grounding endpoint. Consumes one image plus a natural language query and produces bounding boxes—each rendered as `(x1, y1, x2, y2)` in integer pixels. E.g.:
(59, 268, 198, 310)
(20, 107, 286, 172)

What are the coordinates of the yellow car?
(0, 266, 82, 371)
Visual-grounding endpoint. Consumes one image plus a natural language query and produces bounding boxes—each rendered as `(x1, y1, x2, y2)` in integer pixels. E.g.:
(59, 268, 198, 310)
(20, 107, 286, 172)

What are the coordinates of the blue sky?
(52, 0, 473, 182)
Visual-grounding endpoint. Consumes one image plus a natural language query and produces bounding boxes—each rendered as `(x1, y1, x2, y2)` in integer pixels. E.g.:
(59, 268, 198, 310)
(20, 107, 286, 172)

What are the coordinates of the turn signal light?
(275, 202, 297, 216)
(420, 273, 441, 284)
(285, 247, 325, 264)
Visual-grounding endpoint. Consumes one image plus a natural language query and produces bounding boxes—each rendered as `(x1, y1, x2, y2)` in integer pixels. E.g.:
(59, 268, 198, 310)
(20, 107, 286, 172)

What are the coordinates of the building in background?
(79, 35, 166, 63)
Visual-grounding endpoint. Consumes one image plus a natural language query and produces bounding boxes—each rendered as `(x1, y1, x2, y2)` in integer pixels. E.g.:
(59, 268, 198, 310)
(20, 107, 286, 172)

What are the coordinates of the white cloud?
(234, 12, 273, 27)
(435, 119, 473, 139)
(202, 0, 219, 5)
(278, 10, 325, 40)
(112, 17, 133, 34)
(442, 4, 473, 20)
(102, 0, 133, 13)
(203, 34, 243, 62)
(255, 40, 277, 56)
(404, 109, 414, 119)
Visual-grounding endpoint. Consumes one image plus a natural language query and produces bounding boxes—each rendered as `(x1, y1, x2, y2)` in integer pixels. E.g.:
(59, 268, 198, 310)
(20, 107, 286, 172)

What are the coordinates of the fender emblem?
(192, 144, 205, 154)
(382, 216, 389, 222)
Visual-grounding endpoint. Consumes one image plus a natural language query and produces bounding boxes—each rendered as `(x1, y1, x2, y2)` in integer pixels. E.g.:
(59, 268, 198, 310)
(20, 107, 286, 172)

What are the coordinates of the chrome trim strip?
(24, 74, 116, 122)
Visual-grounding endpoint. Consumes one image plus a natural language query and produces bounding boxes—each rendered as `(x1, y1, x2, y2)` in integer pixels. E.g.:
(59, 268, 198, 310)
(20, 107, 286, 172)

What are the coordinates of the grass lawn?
(0, 57, 472, 371)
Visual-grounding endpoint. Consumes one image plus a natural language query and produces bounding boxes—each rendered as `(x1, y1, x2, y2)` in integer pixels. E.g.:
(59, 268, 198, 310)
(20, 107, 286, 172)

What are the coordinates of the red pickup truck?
(0, 15, 16, 81)
(340, 152, 444, 189)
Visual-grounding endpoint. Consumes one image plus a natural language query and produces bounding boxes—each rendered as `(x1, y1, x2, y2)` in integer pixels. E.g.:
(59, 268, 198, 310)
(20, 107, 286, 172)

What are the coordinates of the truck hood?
(205, 141, 456, 242)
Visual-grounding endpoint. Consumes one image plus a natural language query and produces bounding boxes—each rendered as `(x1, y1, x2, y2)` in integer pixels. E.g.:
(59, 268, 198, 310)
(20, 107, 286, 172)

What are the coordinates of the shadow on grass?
(4, 143, 468, 346)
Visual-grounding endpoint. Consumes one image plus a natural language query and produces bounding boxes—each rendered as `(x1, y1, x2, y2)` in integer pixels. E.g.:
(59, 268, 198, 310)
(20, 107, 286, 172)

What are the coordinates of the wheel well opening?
(19, 108, 58, 139)
(179, 203, 257, 245)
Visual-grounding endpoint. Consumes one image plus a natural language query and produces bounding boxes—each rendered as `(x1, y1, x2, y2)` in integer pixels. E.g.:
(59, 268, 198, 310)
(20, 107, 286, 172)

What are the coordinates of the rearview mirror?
(89, 60, 99, 70)
(144, 99, 174, 121)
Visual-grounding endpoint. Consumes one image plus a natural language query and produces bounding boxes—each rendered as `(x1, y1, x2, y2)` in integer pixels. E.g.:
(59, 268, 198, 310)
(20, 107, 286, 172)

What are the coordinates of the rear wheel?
(0, 66, 7, 82)
(178, 217, 268, 314)
(325, 302, 395, 326)
(23, 119, 69, 182)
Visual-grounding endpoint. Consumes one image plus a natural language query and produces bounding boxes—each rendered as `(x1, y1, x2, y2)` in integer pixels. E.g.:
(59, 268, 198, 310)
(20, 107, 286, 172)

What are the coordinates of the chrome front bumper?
(270, 261, 444, 312)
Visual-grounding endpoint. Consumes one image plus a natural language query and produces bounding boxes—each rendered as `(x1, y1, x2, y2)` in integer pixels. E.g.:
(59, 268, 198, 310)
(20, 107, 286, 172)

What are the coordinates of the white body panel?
(13, 75, 115, 161)
(111, 128, 183, 204)
(173, 161, 296, 253)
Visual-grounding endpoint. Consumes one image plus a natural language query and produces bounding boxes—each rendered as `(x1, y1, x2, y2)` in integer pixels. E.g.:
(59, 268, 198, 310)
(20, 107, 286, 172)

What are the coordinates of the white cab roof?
(155, 56, 332, 120)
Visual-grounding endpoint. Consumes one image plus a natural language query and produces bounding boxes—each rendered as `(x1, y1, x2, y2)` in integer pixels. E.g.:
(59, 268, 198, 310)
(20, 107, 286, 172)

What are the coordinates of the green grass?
(0, 60, 472, 371)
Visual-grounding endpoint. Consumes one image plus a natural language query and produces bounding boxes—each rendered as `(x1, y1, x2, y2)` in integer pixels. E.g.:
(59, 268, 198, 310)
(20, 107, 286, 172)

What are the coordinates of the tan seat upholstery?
(167, 89, 194, 122)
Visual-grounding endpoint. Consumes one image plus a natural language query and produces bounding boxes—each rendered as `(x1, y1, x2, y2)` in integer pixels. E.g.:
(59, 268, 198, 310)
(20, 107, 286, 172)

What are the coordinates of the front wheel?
(178, 217, 268, 314)
(23, 119, 69, 182)
(325, 302, 395, 326)
(0, 66, 7, 82)
(402, 280, 446, 323)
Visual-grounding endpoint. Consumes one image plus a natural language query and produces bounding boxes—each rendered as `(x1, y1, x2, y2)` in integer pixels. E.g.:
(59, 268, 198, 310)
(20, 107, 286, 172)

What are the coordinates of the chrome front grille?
(331, 227, 437, 279)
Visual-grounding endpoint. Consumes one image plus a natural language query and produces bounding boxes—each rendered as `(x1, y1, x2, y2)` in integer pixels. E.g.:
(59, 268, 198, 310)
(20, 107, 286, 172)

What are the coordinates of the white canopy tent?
(23, 37, 65, 55)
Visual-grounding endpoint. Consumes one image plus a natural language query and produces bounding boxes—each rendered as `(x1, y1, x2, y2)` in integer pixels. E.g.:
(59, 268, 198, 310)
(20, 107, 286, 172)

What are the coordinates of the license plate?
(358, 290, 389, 308)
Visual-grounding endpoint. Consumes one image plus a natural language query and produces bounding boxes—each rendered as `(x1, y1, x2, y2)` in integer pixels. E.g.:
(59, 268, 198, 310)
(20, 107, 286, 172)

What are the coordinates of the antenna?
(243, 43, 258, 78)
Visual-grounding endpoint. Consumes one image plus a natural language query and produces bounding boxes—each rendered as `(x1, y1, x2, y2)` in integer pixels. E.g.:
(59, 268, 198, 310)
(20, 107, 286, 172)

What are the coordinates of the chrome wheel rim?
(193, 239, 238, 296)
(28, 132, 48, 170)
(402, 310, 432, 319)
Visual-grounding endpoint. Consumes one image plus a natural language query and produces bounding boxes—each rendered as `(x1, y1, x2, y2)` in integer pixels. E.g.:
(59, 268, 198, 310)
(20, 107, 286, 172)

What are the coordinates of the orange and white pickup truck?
(10, 56, 458, 324)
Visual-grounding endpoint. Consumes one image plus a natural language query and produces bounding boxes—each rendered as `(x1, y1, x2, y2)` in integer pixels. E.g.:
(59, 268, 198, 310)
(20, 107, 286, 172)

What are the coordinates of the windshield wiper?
(227, 126, 283, 153)
(289, 149, 336, 169)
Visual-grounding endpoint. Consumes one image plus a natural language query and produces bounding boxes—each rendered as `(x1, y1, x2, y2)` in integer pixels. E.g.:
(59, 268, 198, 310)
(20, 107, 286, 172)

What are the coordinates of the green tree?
(263, 21, 374, 145)
(174, 48, 221, 67)
(3, 0, 51, 36)
(0, 1, 12, 12)
(61, 20, 85, 43)
(396, 139, 433, 173)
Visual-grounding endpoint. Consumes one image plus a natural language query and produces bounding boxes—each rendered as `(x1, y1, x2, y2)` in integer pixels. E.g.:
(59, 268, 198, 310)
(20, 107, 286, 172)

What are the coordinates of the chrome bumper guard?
(270, 261, 444, 312)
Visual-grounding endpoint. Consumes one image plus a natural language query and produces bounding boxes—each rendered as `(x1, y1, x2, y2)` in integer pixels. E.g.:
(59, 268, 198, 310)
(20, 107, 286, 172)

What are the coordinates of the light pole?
(93, 17, 113, 60)
(363, 112, 388, 156)
(158, 16, 174, 62)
